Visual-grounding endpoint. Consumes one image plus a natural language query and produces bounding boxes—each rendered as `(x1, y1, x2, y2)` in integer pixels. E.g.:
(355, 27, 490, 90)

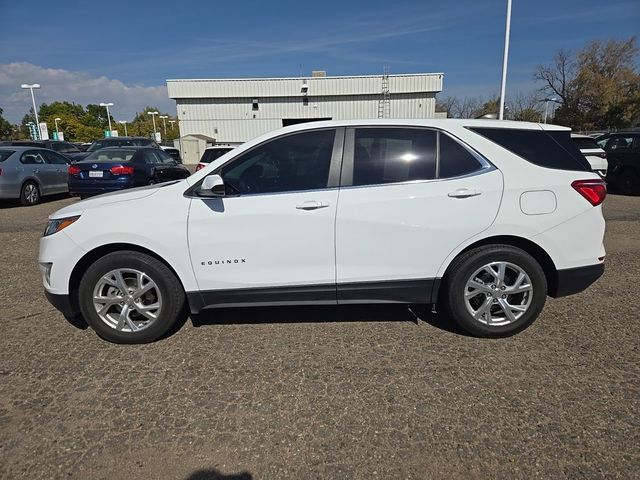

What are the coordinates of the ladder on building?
(378, 66, 390, 118)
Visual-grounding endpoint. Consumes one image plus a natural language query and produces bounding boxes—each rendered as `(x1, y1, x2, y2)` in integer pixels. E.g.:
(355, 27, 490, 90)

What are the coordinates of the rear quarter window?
(470, 127, 590, 172)
(0, 150, 15, 161)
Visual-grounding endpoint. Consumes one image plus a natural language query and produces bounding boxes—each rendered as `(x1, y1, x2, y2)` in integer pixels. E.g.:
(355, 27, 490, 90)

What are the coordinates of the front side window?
(604, 135, 635, 152)
(221, 129, 335, 195)
(352, 128, 437, 186)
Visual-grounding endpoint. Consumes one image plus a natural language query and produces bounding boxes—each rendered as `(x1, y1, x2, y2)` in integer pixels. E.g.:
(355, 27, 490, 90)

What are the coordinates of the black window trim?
(339, 125, 494, 189)
(184, 127, 346, 198)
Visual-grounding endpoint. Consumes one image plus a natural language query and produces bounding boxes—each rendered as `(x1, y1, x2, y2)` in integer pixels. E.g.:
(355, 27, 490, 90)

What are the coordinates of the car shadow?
(0, 193, 73, 209)
(185, 469, 252, 480)
(190, 303, 467, 336)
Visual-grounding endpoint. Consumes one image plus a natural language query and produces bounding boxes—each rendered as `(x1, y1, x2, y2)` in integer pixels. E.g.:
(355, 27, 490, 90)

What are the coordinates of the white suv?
(39, 120, 606, 343)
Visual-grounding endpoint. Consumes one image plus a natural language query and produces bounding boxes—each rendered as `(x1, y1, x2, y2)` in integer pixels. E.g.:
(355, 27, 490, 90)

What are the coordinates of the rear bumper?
(68, 180, 134, 196)
(550, 263, 604, 298)
(44, 290, 79, 318)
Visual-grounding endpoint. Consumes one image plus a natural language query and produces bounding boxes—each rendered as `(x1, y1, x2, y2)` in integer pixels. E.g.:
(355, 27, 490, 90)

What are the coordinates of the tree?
(508, 92, 543, 122)
(534, 37, 640, 129)
(0, 107, 14, 140)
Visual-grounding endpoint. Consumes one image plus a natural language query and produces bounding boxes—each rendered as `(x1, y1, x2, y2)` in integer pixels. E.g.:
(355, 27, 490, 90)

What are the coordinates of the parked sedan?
(68, 146, 190, 198)
(596, 131, 640, 194)
(571, 134, 607, 178)
(0, 146, 70, 205)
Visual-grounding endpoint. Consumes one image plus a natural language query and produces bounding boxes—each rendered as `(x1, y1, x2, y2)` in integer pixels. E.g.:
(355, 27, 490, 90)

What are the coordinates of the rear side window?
(439, 133, 484, 178)
(470, 127, 590, 172)
(352, 128, 437, 186)
(0, 150, 14, 161)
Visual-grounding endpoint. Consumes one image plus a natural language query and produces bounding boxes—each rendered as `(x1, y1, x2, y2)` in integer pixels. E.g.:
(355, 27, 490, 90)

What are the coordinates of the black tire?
(20, 181, 40, 206)
(78, 250, 187, 344)
(439, 245, 547, 338)
(617, 169, 640, 195)
(148, 179, 157, 185)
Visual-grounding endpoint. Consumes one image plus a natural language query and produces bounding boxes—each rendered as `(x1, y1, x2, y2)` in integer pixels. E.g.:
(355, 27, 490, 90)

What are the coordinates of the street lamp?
(498, 0, 512, 120)
(118, 120, 128, 136)
(54, 117, 61, 133)
(21, 83, 41, 126)
(544, 97, 559, 123)
(148, 111, 159, 138)
(159, 115, 168, 135)
(168, 120, 176, 129)
(99, 102, 114, 133)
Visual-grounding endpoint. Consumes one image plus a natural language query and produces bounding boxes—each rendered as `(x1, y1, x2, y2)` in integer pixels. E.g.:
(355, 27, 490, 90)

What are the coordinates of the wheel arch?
(68, 243, 187, 315)
(439, 235, 559, 297)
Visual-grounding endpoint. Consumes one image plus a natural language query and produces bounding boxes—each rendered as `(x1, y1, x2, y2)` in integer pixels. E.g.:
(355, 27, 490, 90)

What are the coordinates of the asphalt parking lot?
(0, 193, 638, 479)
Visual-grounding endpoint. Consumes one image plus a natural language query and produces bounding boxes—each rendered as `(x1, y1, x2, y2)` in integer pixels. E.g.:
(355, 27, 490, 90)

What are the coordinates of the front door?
(187, 128, 343, 307)
(335, 127, 503, 303)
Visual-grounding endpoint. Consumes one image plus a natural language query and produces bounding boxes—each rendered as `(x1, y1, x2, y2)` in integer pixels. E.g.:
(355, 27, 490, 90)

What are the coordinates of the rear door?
(42, 150, 70, 192)
(335, 127, 503, 303)
(20, 150, 58, 195)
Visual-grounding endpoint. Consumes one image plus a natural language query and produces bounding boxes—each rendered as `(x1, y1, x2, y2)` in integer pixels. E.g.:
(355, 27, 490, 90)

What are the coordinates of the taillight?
(109, 165, 134, 175)
(572, 179, 607, 206)
(68, 165, 81, 175)
(195, 163, 205, 171)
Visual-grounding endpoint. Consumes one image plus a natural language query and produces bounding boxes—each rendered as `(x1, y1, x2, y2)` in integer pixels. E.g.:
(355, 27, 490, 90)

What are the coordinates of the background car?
(196, 145, 235, 171)
(0, 146, 70, 205)
(160, 145, 182, 163)
(0, 140, 86, 162)
(68, 146, 190, 198)
(571, 134, 607, 178)
(596, 131, 640, 194)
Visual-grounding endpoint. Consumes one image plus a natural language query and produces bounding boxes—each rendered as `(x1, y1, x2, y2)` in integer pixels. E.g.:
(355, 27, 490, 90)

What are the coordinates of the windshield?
(81, 149, 137, 162)
(0, 150, 15, 161)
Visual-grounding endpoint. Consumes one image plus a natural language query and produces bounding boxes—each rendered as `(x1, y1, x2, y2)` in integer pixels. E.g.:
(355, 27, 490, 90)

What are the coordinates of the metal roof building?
(167, 72, 444, 163)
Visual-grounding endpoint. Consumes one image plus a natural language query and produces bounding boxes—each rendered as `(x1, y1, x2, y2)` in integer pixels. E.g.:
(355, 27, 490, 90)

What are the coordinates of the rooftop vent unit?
(311, 71, 327, 77)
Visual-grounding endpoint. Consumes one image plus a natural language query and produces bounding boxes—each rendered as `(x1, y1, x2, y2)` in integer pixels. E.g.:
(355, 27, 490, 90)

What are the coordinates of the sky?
(0, 0, 638, 123)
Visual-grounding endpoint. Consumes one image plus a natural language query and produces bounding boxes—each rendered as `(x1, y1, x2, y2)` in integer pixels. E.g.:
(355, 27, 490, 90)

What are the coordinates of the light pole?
(543, 97, 559, 123)
(99, 102, 114, 133)
(118, 120, 128, 136)
(21, 83, 41, 126)
(498, 0, 512, 120)
(54, 117, 61, 133)
(148, 111, 159, 139)
(159, 115, 168, 135)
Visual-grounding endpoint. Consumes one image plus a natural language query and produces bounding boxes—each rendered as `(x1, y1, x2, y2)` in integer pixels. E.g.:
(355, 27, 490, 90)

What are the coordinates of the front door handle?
(448, 188, 482, 198)
(33, 169, 40, 174)
(296, 200, 329, 210)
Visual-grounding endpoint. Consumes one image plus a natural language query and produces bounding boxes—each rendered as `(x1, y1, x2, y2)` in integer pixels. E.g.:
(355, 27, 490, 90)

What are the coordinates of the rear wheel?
(20, 181, 40, 206)
(440, 245, 547, 337)
(78, 250, 187, 343)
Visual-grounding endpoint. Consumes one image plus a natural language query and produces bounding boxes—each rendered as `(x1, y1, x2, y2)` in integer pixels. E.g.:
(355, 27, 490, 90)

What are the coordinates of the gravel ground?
(0, 193, 638, 479)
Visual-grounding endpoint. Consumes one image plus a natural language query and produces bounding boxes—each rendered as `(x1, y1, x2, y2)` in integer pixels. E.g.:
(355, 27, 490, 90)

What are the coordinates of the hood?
(49, 183, 165, 219)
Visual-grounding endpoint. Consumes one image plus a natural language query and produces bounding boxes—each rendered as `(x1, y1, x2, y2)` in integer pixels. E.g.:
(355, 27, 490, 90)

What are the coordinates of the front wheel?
(78, 251, 187, 343)
(440, 245, 547, 338)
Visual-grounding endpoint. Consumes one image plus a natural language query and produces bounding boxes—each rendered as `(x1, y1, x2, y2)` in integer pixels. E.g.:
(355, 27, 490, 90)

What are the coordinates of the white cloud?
(0, 62, 174, 123)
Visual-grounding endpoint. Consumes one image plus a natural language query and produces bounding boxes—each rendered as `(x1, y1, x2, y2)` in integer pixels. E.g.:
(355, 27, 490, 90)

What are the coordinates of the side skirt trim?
(186, 278, 438, 314)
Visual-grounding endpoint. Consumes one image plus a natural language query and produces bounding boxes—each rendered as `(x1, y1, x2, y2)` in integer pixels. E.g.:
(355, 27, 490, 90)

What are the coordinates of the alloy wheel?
(463, 261, 533, 326)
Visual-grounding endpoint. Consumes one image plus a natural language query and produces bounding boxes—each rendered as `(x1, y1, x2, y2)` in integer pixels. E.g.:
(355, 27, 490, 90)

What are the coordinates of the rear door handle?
(448, 188, 482, 198)
(296, 200, 329, 210)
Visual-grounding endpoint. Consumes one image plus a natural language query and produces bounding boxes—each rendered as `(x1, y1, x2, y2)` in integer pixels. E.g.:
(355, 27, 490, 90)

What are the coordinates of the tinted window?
(439, 133, 483, 178)
(156, 150, 175, 163)
(222, 129, 335, 194)
(0, 150, 15, 161)
(201, 148, 233, 164)
(143, 151, 160, 164)
(604, 135, 637, 152)
(352, 128, 436, 186)
(572, 137, 600, 150)
(470, 128, 590, 172)
(20, 151, 47, 165)
(87, 141, 105, 152)
(44, 151, 69, 165)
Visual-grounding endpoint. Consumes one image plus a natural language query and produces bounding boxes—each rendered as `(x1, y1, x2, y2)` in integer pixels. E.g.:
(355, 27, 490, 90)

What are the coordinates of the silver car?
(0, 146, 70, 205)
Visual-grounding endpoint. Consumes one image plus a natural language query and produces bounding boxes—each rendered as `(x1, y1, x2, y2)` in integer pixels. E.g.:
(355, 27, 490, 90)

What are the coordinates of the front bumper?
(44, 290, 79, 318)
(550, 263, 604, 298)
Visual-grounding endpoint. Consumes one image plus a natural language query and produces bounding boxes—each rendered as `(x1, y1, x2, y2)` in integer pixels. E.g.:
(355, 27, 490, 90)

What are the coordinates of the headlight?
(43, 215, 81, 237)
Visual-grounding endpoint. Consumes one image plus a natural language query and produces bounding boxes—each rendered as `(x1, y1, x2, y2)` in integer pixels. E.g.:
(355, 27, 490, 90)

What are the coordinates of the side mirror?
(197, 174, 225, 197)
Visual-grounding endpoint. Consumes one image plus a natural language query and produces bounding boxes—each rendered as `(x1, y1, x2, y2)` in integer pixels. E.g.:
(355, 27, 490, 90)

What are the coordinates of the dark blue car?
(68, 146, 190, 198)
